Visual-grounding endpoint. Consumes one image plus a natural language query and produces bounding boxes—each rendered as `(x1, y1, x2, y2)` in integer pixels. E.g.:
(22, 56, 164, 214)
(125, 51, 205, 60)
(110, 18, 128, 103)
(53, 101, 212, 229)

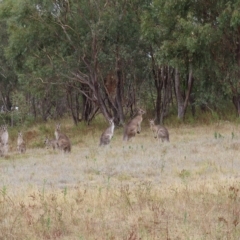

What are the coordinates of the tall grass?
(1, 117, 240, 239)
(1, 180, 240, 239)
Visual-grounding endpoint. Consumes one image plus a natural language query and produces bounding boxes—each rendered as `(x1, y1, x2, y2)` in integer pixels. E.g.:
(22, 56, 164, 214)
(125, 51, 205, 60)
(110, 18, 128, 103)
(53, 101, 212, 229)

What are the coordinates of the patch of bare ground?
(0, 122, 240, 239)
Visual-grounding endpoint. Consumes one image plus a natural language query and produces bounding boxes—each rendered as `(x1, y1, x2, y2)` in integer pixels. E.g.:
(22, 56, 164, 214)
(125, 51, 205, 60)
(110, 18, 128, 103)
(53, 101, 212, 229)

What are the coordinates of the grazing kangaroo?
(149, 119, 169, 142)
(44, 136, 58, 150)
(54, 124, 71, 153)
(123, 108, 146, 141)
(99, 118, 115, 146)
(17, 131, 26, 153)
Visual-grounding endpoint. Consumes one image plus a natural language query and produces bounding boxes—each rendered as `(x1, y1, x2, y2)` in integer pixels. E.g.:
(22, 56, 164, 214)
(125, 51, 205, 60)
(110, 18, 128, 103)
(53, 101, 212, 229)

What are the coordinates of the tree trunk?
(114, 37, 124, 125)
(94, 80, 111, 121)
(150, 48, 173, 124)
(160, 66, 173, 124)
(174, 67, 194, 120)
(150, 49, 163, 124)
(154, 67, 163, 124)
(183, 67, 194, 114)
(233, 32, 240, 116)
(66, 86, 80, 125)
(31, 96, 37, 119)
(175, 68, 185, 120)
(232, 95, 240, 116)
(115, 69, 124, 125)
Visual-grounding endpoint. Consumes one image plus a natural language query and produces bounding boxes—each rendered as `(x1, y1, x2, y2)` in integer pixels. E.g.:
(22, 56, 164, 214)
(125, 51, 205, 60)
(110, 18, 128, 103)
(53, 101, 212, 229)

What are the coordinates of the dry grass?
(1, 120, 240, 239)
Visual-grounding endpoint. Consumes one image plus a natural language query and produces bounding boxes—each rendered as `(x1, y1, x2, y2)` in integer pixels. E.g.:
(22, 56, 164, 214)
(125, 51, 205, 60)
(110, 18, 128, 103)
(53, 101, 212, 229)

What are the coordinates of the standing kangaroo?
(0, 125, 9, 155)
(123, 108, 146, 141)
(149, 119, 169, 142)
(54, 124, 71, 153)
(99, 118, 115, 146)
(44, 136, 58, 150)
(17, 131, 26, 153)
(1, 125, 9, 145)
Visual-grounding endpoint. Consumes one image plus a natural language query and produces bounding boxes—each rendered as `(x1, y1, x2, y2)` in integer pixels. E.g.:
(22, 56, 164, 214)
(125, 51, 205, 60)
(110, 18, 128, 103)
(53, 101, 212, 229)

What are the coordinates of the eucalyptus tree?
(0, 0, 70, 121)
(141, 0, 240, 120)
(0, 17, 17, 114)
(215, 1, 240, 115)
(141, 0, 207, 121)
(68, 0, 149, 124)
(1, 0, 149, 125)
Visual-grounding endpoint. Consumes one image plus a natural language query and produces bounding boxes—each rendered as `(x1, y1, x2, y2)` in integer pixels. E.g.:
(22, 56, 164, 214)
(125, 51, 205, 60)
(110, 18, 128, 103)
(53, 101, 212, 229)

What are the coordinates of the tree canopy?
(0, 0, 240, 125)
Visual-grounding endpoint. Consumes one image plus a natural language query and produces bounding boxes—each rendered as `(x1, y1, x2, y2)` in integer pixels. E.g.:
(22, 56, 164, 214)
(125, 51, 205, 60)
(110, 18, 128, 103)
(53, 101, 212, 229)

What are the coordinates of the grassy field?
(1, 119, 240, 239)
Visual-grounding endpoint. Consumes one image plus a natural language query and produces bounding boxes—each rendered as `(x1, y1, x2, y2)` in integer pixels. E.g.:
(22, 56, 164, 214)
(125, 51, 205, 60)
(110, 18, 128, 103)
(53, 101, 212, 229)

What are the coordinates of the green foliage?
(1, 0, 240, 124)
(10, 91, 29, 124)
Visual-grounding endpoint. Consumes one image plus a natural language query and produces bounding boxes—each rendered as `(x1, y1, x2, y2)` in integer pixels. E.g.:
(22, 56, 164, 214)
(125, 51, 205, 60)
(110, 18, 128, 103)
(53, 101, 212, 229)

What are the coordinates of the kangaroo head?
(137, 108, 146, 115)
(108, 118, 114, 125)
(2, 125, 7, 132)
(55, 123, 61, 131)
(149, 119, 155, 126)
(18, 131, 23, 138)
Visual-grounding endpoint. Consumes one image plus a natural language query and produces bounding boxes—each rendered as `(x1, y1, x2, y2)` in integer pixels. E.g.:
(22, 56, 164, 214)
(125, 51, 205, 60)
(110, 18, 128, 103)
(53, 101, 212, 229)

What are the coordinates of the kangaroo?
(149, 119, 169, 142)
(54, 124, 71, 153)
(123, 108, 146, 141)
(17, 131, 26, 153)
(0, 145, 3, 157)
(99, 118, 115, 146)
(0, 125, 9, 155)
(57, 138, 71, 153)
(44, 136, 58, 150)
(0, 125, 8, 145)
(0, 126, 3, 141)
(0, 136, 3, 157)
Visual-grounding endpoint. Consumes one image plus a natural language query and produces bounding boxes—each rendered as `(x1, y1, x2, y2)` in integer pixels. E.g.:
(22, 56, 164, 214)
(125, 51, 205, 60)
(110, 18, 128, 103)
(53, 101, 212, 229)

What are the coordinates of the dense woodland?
(0, 0, 240, 126)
